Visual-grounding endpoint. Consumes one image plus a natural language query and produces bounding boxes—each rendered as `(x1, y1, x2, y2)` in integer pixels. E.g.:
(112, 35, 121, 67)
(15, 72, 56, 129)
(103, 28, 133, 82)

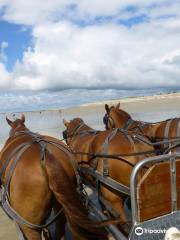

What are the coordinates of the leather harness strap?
(0, 131, 80, 230)
(1, 188, 63, 230)
(101, 129, 118, 176)
(165, 119, 180, 153)
(176, 119, 180, 153)
(164, 119, 173, 149)
(100, 129, 154, 177)
(0, 142, 29, 180)
(67, 122, 85, 139)
(164, 120, 172, 138)
(176, 119, 180, 137)
(79, 130, 99, 137)
(4, 143, 32, 193)
(125, 133, 134, 147)
(101, 129, 138, 177)
(123, 118, 134, 130)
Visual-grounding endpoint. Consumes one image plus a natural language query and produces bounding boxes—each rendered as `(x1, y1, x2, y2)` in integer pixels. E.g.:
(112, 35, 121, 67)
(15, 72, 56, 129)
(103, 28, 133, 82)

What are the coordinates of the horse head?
(63, 118, 85, 144)
(103, 102, 132, 130)
(6, 114, 28, 137)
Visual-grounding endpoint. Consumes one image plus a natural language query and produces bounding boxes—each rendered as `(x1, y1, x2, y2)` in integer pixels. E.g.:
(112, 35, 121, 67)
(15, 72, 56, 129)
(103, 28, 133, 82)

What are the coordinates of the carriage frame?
(80, 152, 180, 240)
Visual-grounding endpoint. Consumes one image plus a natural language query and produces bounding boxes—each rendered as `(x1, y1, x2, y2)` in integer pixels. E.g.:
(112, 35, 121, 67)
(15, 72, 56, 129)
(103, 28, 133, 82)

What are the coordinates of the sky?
(0, 1, 180, 91)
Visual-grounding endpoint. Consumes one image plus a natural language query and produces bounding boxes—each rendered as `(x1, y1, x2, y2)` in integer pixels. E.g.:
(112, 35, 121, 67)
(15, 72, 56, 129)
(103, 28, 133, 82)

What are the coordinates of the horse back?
(91, 131, 154, 186)
(155, 118, 180, 140)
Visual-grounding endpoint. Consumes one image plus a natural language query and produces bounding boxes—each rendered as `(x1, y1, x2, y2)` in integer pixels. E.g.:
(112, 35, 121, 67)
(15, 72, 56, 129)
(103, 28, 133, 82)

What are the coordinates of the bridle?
(9, 124, 26, 137)
(103, 113, 115, 129)
(63, 122, 85, 142)
(103, 113, 134, 130)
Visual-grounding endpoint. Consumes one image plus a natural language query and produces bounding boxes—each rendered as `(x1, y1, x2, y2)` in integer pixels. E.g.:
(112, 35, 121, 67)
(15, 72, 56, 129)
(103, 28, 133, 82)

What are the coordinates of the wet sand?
(0, 208, 18, 239)
(0, 92, 180, 239)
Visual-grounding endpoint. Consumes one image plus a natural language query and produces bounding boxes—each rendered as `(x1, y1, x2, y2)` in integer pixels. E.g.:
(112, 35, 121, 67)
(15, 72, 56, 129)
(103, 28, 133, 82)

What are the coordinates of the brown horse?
(104, 103, 180, 152)
(63, 118, 155, 234)
(0, 115, 108, 240)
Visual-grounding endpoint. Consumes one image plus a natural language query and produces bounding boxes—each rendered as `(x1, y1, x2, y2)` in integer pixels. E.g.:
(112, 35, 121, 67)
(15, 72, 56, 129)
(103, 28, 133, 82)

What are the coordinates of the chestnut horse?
(63, 118, 156, 234)
(104, 103, 180, 152)
(0, 115, 107, 240)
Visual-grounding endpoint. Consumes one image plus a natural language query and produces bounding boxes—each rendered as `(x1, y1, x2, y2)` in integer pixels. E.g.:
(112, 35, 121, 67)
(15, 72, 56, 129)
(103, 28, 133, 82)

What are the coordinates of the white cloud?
(0, 0, 179, 26)
(0, 41, 11, 90)
(0, 63, 11, 89)
(10, 18, 180, 90)
(0, 1, 180, 91)
(0, 0, 74, 25)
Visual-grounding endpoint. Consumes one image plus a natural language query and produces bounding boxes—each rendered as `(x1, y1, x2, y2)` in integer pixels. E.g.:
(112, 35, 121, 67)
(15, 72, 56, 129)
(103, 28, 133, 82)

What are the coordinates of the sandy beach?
(1, 92, 180, 240)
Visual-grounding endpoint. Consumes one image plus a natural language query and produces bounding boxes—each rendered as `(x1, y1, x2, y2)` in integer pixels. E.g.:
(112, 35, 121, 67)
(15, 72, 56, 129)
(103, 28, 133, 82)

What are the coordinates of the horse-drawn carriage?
(1, 103, 180, 240)
(81, 152, 180, 240)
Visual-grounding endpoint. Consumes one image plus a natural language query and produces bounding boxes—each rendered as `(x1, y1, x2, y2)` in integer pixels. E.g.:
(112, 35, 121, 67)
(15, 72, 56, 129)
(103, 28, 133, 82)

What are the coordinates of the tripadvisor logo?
(135, 227, 143, 236)
(135, 227, 166, 235)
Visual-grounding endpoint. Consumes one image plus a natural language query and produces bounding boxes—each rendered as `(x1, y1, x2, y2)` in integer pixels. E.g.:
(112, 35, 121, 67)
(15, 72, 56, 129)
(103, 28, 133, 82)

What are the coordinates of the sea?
(0, 88, 175, 113)
(0, 87, 179, 146)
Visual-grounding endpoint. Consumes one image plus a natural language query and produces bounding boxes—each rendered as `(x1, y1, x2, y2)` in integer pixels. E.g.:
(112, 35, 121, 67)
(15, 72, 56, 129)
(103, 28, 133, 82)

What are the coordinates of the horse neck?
(7, 126, 29, 144)
(112, 110, 132, 128)
(69, 124, 96, 162)
(69, 124, 94, 143)
(129, 120, 141, 129)
(141, 123, 161, 140)
(78, 124, 94, 132)
(13, 126, 29, 136)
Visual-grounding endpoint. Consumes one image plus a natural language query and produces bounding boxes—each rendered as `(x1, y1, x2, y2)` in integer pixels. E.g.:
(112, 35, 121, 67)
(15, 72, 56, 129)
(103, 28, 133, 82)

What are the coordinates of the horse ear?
(105, 104, 110, 113)
(116, 102, 120, 109)
(6, 117, 13, 126)
(63, 119, 69, 127)
(21, 114, 25, 123)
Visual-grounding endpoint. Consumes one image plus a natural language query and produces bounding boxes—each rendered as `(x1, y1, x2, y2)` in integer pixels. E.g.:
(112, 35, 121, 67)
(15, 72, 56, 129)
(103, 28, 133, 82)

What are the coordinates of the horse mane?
(113, 107, 132, 121)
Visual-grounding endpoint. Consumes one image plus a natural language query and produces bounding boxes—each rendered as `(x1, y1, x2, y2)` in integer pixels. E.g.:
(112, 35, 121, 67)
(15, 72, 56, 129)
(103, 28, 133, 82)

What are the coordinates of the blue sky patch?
(125, 5, 139, 13)
(0, 21, 32, 71)
(118, 14, 149, 27)
(75, 15, 115, 27)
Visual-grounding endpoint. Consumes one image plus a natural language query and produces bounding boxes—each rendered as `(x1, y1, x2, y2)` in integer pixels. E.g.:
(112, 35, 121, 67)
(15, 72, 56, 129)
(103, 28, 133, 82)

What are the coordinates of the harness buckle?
(32, 136, 42, 143)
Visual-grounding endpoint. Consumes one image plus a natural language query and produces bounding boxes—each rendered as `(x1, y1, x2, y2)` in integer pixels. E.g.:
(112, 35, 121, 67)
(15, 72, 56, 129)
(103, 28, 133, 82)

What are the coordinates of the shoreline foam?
(80, 92, 180, 108)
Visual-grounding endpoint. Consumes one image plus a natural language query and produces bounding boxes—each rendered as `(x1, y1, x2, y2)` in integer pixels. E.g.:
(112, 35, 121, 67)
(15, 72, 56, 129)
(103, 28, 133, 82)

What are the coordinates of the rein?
(73, 149, 158, 170)
(132, 132, 180, 147)
(63, 122, 99, 143)
(73, 148, 160, 159)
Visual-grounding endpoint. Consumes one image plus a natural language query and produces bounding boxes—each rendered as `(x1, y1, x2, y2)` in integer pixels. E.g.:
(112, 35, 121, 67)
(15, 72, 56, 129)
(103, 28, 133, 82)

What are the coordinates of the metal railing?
(130, 153, 180, 225)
